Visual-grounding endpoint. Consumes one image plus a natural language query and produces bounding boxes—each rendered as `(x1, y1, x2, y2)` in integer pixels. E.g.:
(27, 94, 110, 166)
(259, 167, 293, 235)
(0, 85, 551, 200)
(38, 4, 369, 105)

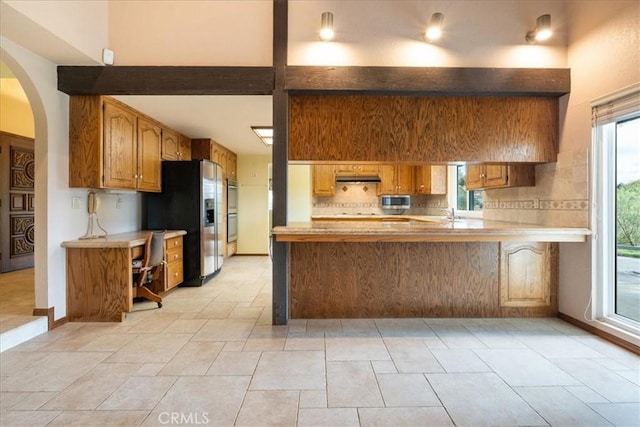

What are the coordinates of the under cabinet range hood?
(335, 175, 381, 183)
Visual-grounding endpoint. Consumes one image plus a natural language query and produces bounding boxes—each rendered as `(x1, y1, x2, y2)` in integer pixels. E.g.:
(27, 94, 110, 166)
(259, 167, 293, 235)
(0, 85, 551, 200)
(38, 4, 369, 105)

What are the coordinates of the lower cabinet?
(164, 236, 184, 290)
(499, 242, 552, 307)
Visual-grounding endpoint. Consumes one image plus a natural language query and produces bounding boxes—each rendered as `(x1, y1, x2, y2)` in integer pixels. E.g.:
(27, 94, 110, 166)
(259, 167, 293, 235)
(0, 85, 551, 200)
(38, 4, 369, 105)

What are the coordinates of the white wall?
(1, 37, 141, 320)
(1, 0, 107, 65)
(237, 155, 272, 254)
(559, 1, 639, 337)
(108, 0, 272, 66)
(287, 165, 312, 222)
(289, 0, 567, 67)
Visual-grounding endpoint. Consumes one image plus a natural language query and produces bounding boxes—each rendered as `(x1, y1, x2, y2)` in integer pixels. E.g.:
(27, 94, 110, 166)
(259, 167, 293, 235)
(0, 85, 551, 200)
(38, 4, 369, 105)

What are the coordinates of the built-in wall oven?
(227, 179, 238, 243)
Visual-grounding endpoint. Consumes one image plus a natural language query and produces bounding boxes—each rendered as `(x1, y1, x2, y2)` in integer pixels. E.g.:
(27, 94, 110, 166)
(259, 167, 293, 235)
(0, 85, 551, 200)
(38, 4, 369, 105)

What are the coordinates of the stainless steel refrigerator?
(142, 159, 223, 286)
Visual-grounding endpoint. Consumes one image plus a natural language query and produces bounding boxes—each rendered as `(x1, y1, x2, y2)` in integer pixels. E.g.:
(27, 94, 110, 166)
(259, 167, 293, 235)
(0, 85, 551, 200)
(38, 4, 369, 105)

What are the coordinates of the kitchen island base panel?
(66, 247, 130, 322)
(289, 242, 558, 319)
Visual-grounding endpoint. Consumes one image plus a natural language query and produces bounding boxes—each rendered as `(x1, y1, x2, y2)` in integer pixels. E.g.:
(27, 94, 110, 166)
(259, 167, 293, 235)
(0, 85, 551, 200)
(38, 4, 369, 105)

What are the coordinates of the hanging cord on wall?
(583, 293, 593, 322)
(79, 191, 108, 239)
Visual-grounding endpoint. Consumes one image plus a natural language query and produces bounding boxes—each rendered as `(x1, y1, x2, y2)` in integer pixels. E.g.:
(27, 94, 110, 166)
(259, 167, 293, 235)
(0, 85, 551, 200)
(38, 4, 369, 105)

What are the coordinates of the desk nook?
(61, 230, 186, 322)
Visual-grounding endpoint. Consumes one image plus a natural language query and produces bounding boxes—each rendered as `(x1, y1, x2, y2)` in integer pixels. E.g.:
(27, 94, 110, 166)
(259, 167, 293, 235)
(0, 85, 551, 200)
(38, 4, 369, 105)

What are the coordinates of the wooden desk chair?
(132, 231, 164, 308)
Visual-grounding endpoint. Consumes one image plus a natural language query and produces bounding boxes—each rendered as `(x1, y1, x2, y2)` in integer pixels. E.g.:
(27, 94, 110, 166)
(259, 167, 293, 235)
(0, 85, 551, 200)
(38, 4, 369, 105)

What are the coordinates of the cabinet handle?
(174, 272, 179, 277)
(134, 174, 138, 179)
(139, 175, 143, 179)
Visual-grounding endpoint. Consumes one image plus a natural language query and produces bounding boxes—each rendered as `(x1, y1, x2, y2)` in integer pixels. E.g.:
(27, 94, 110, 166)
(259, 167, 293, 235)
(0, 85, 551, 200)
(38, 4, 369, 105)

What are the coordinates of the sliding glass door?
(615, 117, 640, 322)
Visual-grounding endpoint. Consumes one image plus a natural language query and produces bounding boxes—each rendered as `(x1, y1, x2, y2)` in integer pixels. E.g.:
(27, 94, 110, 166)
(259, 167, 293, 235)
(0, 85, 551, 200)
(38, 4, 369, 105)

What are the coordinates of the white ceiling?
(114, 95, 273, 156)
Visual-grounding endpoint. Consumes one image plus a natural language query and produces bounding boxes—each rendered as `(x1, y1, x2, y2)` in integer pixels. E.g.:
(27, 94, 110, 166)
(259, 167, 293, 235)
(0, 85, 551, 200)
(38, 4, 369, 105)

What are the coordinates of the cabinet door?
(312, 165, 336, 196)
(103, 100, 137, 190)
(137, 117, 162, 192)
(395, 165, 414, 194)
(161, 129, 179, 160)
(484, 164, 508, 188)
(377, 165, 396, 195)
(334, 164, 356, 175)
(178, 135, 191, 160)
(358, 164, 379, 175)
(227, 153, 237, 179)
(500, 242, 551, 307)
(465, 165, 484, 190)
(219, 150, 227, 177)
(414, 166, 432, 195)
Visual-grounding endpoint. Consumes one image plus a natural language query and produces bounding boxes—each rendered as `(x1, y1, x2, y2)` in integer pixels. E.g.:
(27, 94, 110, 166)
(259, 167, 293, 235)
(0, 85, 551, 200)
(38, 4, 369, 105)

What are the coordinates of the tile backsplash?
(482, 148, 590, 227)
(312, 183, 448, 216)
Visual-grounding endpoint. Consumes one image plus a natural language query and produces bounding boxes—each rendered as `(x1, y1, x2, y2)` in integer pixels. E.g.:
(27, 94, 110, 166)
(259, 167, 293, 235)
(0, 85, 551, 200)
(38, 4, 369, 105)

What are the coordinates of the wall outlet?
(116, 196, 123, 209)
(71, 197, 81, 209)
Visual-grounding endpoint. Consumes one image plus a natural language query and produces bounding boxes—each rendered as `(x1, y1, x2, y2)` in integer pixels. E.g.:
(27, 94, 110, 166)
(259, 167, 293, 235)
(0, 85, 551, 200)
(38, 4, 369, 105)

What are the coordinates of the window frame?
(447, 165, 483, 218)
(591, 86, 640, 335)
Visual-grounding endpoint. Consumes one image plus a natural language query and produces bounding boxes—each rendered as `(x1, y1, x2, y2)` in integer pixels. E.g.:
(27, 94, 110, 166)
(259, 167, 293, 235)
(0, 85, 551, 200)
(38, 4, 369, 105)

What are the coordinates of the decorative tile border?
(484, 199, 589, 211)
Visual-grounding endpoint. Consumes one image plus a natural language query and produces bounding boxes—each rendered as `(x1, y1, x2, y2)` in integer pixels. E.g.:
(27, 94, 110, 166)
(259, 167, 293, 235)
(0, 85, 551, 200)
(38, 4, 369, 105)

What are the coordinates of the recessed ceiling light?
(251, 126, 273, 146)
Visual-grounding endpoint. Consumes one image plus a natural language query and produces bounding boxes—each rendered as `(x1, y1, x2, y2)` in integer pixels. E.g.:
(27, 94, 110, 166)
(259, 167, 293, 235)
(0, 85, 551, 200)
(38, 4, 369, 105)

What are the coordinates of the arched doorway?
(0, 51, 47, 336)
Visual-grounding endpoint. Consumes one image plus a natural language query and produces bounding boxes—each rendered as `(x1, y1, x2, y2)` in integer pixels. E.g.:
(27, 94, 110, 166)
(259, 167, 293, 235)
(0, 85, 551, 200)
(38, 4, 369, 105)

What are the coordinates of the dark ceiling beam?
(285, 66, 570, 96)
(57, 66, 275, 95)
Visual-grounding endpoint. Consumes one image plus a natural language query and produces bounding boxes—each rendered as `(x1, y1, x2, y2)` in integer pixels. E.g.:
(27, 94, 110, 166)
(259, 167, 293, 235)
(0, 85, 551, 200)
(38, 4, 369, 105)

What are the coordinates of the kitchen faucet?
(441, 207, 456, 221)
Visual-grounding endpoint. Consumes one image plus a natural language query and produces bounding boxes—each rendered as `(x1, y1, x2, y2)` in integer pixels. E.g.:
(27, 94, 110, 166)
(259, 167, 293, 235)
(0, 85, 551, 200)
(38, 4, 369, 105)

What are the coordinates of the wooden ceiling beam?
(285, 66, 570, 96)
(57, 66, 275, 95)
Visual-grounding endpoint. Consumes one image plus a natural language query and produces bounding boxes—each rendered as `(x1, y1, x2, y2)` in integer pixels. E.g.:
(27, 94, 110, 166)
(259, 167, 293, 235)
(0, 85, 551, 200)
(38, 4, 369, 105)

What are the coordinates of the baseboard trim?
(33, 307, 68, 330)
(558, 312, 640, 355)
(233, 253, 269, 256)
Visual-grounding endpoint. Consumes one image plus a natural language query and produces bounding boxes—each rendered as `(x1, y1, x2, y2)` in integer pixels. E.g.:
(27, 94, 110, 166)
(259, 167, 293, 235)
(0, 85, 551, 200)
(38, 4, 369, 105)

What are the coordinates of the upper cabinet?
(161, 128, 179, 161)
(136, 117, 163, 192)
(312, 165, 336, 196)
(178, 135, 191, 160)
(466, 164, 535, 190)
(414, 165, 447, 195)
(334, 164, 379, 176)
(191, 138, 238, 180)
(70, 96, 161, 192)
(289, 96, 558, 163)
(378, 164, 414, 195)
(226, 152, 237, 180)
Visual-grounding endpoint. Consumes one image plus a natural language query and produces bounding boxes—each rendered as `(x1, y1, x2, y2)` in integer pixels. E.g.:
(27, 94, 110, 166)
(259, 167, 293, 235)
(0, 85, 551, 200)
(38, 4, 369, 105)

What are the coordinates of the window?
(449, 165, 483, 215)
(592, 84, 640, 332)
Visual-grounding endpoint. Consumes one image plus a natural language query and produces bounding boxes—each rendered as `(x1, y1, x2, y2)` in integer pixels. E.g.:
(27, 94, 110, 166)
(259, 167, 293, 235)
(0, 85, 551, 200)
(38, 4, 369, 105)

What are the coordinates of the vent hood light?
(335, 175, 381, 183)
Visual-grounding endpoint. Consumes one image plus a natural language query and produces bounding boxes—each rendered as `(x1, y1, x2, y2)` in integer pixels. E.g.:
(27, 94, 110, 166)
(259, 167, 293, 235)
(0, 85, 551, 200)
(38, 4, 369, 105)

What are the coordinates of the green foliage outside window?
(617, 179, 640, 247)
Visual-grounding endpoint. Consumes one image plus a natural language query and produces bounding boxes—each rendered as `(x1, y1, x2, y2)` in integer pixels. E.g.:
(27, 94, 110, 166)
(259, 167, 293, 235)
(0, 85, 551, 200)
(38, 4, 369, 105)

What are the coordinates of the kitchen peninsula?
(273, 218, 589, 319)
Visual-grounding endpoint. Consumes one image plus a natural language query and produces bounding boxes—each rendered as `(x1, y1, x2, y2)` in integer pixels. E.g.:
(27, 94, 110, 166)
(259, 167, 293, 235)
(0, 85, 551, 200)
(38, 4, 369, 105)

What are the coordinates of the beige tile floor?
(1, 256, 639, 426)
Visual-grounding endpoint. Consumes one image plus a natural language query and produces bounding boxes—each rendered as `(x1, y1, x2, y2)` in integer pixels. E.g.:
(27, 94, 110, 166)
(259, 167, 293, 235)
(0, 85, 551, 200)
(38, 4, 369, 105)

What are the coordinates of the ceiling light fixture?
(526, 14, 552, 44)
(425, 12, 444, 42)
(251, 126, 273, 146)
(320, 11, 334, 41)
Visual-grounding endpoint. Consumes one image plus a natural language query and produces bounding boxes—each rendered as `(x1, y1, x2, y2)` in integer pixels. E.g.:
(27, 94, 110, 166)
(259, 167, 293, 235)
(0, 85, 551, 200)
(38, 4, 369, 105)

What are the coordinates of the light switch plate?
(72, 197, 81, 209)
(102, 48, 114, 66)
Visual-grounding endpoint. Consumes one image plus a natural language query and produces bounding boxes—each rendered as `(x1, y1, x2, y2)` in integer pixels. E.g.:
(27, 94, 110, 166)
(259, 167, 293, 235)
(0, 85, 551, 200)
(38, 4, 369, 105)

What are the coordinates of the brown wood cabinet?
(178, 135, 191, 160)
(334, 164, 379, 176)
(227, 152, 237, 179)
(378, 164, 414, 195)
(289, 96, 558, 163)
(164, 235, 184, 290)
(136, 117, 163, 192)
(161, 128, 179, 161)
(70, 96, 162, 192)
(500, 242, 554, 307)
(312, 165, 336, 196)
(466, 164, 535, 190)
(414, 165, 447, 195)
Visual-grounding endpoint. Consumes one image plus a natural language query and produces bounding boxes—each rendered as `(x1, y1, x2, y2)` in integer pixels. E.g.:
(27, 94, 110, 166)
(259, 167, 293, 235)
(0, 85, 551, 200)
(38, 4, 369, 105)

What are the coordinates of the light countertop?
(61, 230, 187, 248)
(272, 216, 590, 243)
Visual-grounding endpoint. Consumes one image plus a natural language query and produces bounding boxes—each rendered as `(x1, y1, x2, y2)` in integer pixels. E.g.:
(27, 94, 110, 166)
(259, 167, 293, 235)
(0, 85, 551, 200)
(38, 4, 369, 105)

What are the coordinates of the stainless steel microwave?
(380, 195, 411, 210)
